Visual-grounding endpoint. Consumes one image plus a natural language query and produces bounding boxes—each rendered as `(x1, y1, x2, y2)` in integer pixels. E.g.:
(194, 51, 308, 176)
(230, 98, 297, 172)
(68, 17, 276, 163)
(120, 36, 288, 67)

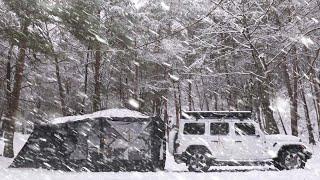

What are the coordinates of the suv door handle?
(211, 140, 219, 143)
(235, 140, 242, 143)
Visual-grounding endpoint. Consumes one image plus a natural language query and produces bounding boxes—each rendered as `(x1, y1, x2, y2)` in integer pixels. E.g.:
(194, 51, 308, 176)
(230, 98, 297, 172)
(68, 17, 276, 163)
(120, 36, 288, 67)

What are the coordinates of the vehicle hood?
(265, 134, 301, 143)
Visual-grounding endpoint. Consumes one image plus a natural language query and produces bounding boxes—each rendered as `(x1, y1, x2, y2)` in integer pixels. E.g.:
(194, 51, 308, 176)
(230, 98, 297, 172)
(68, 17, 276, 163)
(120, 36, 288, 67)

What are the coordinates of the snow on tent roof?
(51, 108, 149, 124)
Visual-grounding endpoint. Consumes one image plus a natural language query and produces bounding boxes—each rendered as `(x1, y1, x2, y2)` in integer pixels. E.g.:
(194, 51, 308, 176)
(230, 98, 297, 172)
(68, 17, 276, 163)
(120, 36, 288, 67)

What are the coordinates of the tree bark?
(173, 83, 180, 128)
(188, 80, 192, 111)
(223, 59, 234, 109)
(3, 37, 27, 158)
(243, 27, 279, 134)
(134, 64, 139, 98)
(164, 98, 169, 137)
(6, 45, 13, 105)
(260, 88, 279, 134)
(82, 46, 90, 114)
(254, 98, 264, 131)
(93, 44, 101, 112)
(195, 81, 203, 110)
(54, 57, 68, 116)
(213, 93, 218, 110)
(291, 46, 299, 136)
(0, 45, 13, 137)
(1, 45, 13, 137)
(178, 81, 182, 117)
(282, 56, 298, 136)
(307, 49, 320, 139)
(311, 76, 320, 140)
(255, 69, 279, 134)
(277, 109, 288, 135)
(300, 88, 316, 144)
(134, 39, 140, 101)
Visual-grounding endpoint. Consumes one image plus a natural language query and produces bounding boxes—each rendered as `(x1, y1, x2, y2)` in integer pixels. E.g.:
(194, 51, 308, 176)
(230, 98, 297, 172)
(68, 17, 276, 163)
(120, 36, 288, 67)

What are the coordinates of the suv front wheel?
(186, 148, 211, 172)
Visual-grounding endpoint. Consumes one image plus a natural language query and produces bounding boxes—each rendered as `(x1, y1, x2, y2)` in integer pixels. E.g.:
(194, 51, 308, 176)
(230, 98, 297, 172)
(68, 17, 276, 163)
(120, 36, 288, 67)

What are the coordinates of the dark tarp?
(10, 116, 166, 172)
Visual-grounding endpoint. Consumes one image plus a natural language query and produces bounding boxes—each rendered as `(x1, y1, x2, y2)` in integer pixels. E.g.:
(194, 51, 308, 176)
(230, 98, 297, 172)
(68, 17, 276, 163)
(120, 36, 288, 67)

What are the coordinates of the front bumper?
(303, 149, 312, 159)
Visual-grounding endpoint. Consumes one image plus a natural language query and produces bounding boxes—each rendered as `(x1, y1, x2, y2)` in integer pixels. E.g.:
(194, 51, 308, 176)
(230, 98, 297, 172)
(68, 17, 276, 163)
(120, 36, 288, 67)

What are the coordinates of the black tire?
(274, 149, 306, 170)
(186, 148, 211, 172)
(273, 160, 285, 171)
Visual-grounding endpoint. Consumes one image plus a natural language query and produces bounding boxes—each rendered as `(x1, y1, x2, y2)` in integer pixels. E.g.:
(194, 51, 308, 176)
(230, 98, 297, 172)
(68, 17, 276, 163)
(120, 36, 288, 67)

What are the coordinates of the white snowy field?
(0, 133, 320, 180)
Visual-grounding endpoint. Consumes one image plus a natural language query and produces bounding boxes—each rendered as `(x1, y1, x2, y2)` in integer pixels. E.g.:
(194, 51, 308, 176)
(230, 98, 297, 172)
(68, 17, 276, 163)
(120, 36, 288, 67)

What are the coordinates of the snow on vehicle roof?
(184, 110, 252, 113)
(50, 108, 149, 124)
(182, 110, 252, 119)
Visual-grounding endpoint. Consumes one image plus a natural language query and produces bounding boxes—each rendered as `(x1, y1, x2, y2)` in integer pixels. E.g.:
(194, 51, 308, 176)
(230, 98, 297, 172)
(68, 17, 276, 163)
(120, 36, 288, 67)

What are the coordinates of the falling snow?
(0, 0, 320, 179)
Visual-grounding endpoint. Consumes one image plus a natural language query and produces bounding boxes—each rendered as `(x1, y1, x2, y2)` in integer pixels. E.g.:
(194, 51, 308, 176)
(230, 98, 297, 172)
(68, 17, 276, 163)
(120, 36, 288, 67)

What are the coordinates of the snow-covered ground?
(0, 133, 320, 180)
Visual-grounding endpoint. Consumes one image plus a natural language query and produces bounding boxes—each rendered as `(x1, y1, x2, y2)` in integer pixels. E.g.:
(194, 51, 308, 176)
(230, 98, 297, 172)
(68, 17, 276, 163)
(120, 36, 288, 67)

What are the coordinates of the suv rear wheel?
(274, 149, 305, 170)
(186, 148, 210, 172)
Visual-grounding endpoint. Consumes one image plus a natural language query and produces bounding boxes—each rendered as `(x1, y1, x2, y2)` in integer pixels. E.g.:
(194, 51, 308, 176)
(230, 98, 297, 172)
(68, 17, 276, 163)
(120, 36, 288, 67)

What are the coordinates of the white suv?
(169, 111, 312, 172)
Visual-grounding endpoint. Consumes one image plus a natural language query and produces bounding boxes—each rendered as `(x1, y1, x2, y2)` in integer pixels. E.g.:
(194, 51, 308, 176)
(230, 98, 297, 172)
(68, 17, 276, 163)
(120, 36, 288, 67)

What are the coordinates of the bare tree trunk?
(301, 88, 316, 144)
(243, 28, 279, 134)
(178, 82, 182, 115)
(282, 57, 298, 136)
(260, 81, 279, 134)
(1, 45, 13, 137)
(255, 98, 264, 131)
(93, 44, 101, 112)
(188, 80, 192, 111)
(3, 36, 27, 158)
(213, 93, 218, 110)
(153, 96, 162, 116)
(195, 81, 204, 110)
(311, 80, 320, 140)
(82, 46, 90, 114)
(223, 59, 234, 109)
(173, 83, 180, 128)
(164, 98, 169, 137)
(200, 77, 210, 111)
(277, 109, 288, 135)
(204, 94, 210, 111)
(163, 68, 169, 137)
(4, 64, 10, 92)
(256, 64, 279, 133)
(134, 39, 140, 101)
(6, 45, 13, 105)
(291, 46, 299, 136)
(307, 49, 320, 139)
(134, 64, 139, 97)
(311, 76, 320, 139)
(311, 84, 319, 130)
(54, 57, 68, 116)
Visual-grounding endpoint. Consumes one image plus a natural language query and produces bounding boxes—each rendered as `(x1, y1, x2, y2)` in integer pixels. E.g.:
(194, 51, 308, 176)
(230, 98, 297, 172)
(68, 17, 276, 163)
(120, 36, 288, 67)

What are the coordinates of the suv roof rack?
(182, 111, 252, 119)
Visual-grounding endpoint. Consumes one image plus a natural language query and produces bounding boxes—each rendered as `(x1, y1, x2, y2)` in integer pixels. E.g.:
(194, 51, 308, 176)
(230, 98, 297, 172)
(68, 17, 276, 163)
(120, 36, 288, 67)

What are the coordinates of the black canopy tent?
(10, 110, 166, 172)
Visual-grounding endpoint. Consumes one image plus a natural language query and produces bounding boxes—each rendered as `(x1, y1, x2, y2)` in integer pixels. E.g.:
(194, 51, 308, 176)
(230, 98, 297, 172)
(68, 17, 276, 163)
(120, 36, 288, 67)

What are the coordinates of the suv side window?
(235, 123, 255, 136)
(210, 123, 229, 135)
(183, 123, 205, 135)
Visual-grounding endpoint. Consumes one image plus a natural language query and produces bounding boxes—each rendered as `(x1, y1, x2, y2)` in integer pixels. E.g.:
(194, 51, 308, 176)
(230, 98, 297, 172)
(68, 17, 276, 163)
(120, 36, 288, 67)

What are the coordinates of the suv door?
(176, 122, 207, 155)
(207, 122, 233, 160)
(233, 122, 267, 161)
